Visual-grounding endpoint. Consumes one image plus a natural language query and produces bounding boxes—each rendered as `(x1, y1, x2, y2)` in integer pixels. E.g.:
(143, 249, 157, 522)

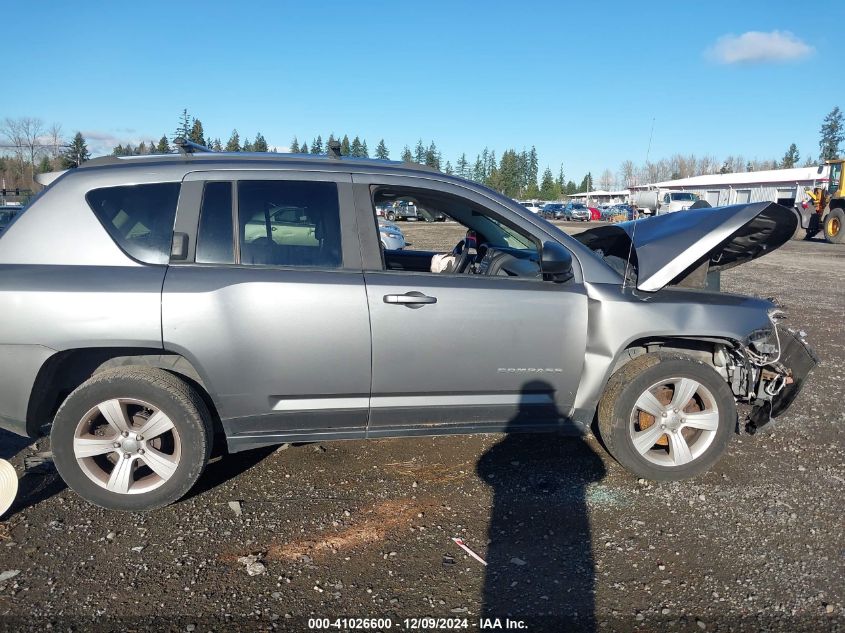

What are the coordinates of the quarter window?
(237, 180, 342, 268)
(196, 182, 235, 264)
(86, 182, 180, 265)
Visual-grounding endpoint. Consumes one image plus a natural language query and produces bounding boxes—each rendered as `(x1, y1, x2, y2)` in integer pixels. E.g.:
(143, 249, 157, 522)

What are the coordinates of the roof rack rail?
(173, 137, 213, 155)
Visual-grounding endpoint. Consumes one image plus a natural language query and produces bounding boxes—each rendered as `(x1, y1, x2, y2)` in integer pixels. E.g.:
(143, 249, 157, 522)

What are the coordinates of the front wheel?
(824, 208, 844, 244)
(386, 211, 396, 221)
(51, 368, 213, 511)
(598, 354, 736, 480)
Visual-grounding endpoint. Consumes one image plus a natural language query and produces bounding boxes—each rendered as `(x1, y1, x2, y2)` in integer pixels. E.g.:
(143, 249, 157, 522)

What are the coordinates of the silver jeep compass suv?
(0, 146, 815, 511)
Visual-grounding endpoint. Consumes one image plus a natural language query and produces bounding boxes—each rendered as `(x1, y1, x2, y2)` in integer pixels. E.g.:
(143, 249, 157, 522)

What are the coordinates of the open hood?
(574, 202, 797, 292)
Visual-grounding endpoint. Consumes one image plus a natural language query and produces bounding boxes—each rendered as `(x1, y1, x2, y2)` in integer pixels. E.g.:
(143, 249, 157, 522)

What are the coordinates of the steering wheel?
(450, 238, 473, 274)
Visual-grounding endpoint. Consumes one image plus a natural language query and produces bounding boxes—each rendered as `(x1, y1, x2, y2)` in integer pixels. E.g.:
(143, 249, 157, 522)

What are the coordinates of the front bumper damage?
(728, 324, 818, 433)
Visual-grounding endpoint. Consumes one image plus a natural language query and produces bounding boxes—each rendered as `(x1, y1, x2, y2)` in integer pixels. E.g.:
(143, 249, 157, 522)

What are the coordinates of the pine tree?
(540, 167, 559, 200)
(781, 143, 800, 169)
(497, 150, 521, 198)
(444, 161, 453, 175)
(61, 132, 91, 168)
(565, 180, 577, 195)
(528, 147, 539, 189)
(242, 138, 254, 152)
(38, 155, 52, 173)
(225, 130, 241, 152)
(414, 139, 425, 163)
(819, 106, 843, 161)
(556, 165, 565, 193)
(300, 140, 308, 154)
(424, 141, 440, 169)
(375, 139, 389, 159)
(157, 135, 171, 154)
(311, 136, 323, 154)
(401, 146, 413, 162)
(578, 172, 593, 193)
(456, 153, 469, 178)
(137, 141, 147, 155)
(290, 137, 300, 153)
(350, 136, 363, 157)
(361, 140, 369, 158)
(189, 119, 206, 146)
(174, 108, 192, 141)
(340, 135, 351, 156)
(473, 155, 485, 182)
(212, 138, 222, 152)
(253, 133, 268, 152)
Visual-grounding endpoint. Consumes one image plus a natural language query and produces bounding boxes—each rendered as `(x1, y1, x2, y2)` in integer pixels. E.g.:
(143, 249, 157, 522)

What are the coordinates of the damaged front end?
(724, 310, 818, 434)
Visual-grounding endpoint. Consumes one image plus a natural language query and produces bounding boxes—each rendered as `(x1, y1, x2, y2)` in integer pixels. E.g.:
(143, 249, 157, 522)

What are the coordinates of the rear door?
(162, 170, 372, 449)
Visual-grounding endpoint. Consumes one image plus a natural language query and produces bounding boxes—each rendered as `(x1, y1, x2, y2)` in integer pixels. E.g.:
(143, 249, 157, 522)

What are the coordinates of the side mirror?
(541, 241, 574, 283)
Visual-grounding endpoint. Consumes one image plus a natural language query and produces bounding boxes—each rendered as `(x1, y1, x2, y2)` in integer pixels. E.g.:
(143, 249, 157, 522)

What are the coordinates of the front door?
(355, 179, 589, 436)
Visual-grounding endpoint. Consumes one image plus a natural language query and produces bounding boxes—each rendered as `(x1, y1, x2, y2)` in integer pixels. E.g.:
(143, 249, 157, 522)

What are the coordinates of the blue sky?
(6, 0, 843, 180)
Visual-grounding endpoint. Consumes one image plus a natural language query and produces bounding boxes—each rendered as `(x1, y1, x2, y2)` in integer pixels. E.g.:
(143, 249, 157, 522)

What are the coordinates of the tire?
(51, 367, 213, 512)
(386, 211, 396, 222)
(823, 208, 845, 244)
(597, 353, 736, 481)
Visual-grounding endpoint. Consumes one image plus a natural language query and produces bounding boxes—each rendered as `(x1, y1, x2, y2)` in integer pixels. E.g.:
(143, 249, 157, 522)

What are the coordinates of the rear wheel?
(824, 207, 845, 244)
(386, 211, 396, 221)
(598, 354, 736, 480)
(51, 368, 213, 511)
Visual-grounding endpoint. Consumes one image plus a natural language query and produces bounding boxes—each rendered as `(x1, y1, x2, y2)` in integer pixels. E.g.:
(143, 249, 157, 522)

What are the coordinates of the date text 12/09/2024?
(307, 617, 528, 629)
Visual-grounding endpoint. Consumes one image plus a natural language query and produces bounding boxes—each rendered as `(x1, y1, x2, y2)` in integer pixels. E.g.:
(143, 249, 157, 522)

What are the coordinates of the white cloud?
(81, 130, 157, 156)
(707, 30, 814, 65)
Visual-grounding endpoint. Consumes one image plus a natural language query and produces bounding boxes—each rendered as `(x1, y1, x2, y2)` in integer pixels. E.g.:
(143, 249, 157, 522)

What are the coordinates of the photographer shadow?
(477, 380, 606, 631)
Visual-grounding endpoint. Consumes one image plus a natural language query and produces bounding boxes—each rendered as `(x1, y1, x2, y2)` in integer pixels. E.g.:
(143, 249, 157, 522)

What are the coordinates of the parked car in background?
(384, 200, 447, 222)
(520, 201, 543, 214)
(0, 206, 21, 233)
(378, 220, 406, 250)
(0, 150, 815, 512)
(540, 203, 566, 219)
(564, 202, 590, 221)
(601, 204, 636, 221)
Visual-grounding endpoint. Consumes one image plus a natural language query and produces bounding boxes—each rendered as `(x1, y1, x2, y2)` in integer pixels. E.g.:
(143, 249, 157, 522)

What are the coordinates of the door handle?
(383, 291, 437, 308)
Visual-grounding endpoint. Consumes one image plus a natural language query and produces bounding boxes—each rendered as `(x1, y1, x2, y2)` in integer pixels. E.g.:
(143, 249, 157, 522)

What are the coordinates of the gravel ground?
(0, 221, 842, 632)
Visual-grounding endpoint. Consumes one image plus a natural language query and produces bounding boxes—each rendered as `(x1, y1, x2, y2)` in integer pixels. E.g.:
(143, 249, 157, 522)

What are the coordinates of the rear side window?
(196, 182, 234, 264)
(86, 183, 180, 264)
(238, 180, 341, 268)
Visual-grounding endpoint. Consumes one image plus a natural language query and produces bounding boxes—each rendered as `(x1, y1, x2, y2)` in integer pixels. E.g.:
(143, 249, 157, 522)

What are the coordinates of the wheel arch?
(609, 335, 740, 377)
(26, 348, 221, 439)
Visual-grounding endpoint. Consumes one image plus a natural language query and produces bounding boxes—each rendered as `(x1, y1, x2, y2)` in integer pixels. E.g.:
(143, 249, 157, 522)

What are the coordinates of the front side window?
(238, 180, 341, 268)
(371, 186, 543, 279)
(86, 182, 180, 264)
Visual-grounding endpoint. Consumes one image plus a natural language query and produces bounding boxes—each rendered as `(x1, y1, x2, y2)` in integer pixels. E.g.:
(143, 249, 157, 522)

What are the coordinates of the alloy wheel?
(72, 398, 181, 495)
(628, 377, 719, 467)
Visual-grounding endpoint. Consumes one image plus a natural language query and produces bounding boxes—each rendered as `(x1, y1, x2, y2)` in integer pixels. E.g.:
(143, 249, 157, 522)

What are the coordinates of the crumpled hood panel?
(576, 202, 797, 292)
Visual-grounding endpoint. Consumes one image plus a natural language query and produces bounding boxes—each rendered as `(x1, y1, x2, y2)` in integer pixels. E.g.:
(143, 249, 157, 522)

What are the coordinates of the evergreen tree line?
(3, 106, 842, 201)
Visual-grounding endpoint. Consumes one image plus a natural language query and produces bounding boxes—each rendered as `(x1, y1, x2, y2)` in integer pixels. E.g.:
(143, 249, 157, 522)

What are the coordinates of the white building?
(566, 189, 630, 205)
(630, 166, 827, 208)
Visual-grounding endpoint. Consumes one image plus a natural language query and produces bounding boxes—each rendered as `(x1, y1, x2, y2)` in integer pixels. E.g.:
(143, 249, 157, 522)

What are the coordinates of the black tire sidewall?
(607, 358, 736, 480)
(51, 371, 210, 512)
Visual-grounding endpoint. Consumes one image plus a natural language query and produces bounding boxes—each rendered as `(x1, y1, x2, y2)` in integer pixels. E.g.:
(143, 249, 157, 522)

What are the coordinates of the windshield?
(671, 193, 698, 201)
